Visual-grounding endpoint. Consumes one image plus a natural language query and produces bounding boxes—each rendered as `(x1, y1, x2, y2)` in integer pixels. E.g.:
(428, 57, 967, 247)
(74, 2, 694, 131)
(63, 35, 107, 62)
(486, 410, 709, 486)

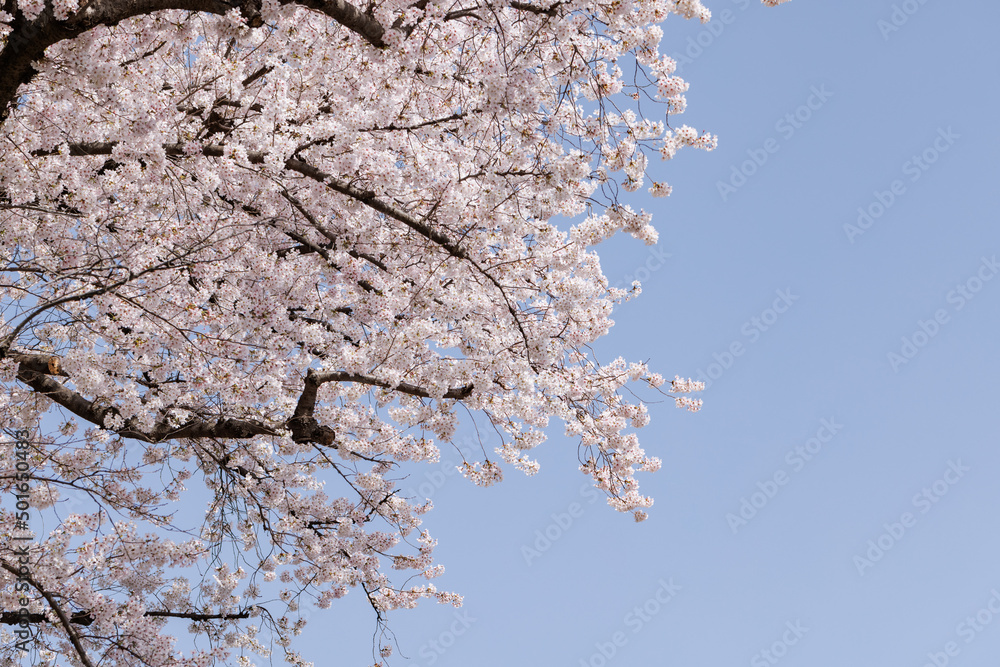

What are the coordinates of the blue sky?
(299, 1, 1000, 666)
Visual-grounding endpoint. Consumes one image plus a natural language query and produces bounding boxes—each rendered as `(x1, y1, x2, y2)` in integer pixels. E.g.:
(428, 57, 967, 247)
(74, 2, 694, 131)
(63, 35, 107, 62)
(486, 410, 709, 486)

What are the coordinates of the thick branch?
(0, 560, 96, 667)
(0, 0, 388, 121)
(12, 354, 470, 447)
(7, 352, 69, 377)
(288, 368, 471, 445)
(508, 0, 564, 16)
(0, 608, 251, 626)
(14, 367, 279, 443)
(312, 371, 474, 400)
(281, 0, 386, 46)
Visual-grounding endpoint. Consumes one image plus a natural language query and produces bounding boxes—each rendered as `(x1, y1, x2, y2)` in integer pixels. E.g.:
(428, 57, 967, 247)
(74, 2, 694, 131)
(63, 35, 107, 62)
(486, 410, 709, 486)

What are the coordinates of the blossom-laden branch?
(0, 560, 97, 667)
(0, 0, 389, 120)
(8, 350, 473, 443)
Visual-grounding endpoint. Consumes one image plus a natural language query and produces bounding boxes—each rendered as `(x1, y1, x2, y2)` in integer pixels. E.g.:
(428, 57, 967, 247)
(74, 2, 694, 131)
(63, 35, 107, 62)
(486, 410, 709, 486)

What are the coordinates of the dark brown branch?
(13, 367, 279, 443)
(11, 352, 470, 447)
(289, 368, 472, 445)
(0, 560, 96, 667)
(0, 608, 251, 626)
(508, 0, 564, 16)
(312, 370, 474, 400)
(361, 111, 472, 133)
(7, 352, 69, 377)
(0, 0, 388, 121)
(281, 0, 387, 46)
(241, 65, 274, 88)
(274, 223, 380, 293)
(119, 40, 167, 67)
(280, 190, 389, 271)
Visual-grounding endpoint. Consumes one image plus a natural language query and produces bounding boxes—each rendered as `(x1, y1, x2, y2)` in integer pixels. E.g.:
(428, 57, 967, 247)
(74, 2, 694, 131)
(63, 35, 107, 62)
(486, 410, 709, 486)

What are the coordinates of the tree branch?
(312, 370, 474, 400)
(0, 560, 97, 667)
(280, 0, 386, 46)
(0, 608, 251, 626)
(13, 366, 280, 443)
(11, 353, 471, 446)
(508, 0, 564, 16)
(6, 352, 69, 377)
(0, 0, 388, 121)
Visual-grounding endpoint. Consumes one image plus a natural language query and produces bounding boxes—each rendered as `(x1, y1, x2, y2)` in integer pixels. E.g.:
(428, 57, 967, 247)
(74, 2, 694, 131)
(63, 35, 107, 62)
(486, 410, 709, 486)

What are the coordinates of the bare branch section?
(315, 372, 474, 400)
(7, 352, 68, 377)
(0, 609, 251, 626)
(507, 0, 564, 16)
(283, 0, 386, 45)
(0, 0, 388, 121)
(13, 365, 278, 442)
(6, 351, 473, 444)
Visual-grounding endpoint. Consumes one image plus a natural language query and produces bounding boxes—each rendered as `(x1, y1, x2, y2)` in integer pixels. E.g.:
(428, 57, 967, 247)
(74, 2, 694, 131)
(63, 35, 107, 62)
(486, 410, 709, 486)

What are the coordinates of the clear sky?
(296, 2, 1000, 666)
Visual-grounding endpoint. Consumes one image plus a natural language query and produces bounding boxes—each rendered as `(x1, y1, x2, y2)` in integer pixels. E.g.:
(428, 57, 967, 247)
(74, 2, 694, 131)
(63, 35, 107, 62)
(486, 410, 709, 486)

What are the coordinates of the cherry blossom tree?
(0, 0, 787, 663)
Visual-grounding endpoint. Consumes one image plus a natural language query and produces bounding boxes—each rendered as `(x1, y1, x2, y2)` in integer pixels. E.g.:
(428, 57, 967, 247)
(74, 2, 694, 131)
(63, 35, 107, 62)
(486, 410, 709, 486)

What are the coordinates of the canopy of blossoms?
(0, 0, 785, 663)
